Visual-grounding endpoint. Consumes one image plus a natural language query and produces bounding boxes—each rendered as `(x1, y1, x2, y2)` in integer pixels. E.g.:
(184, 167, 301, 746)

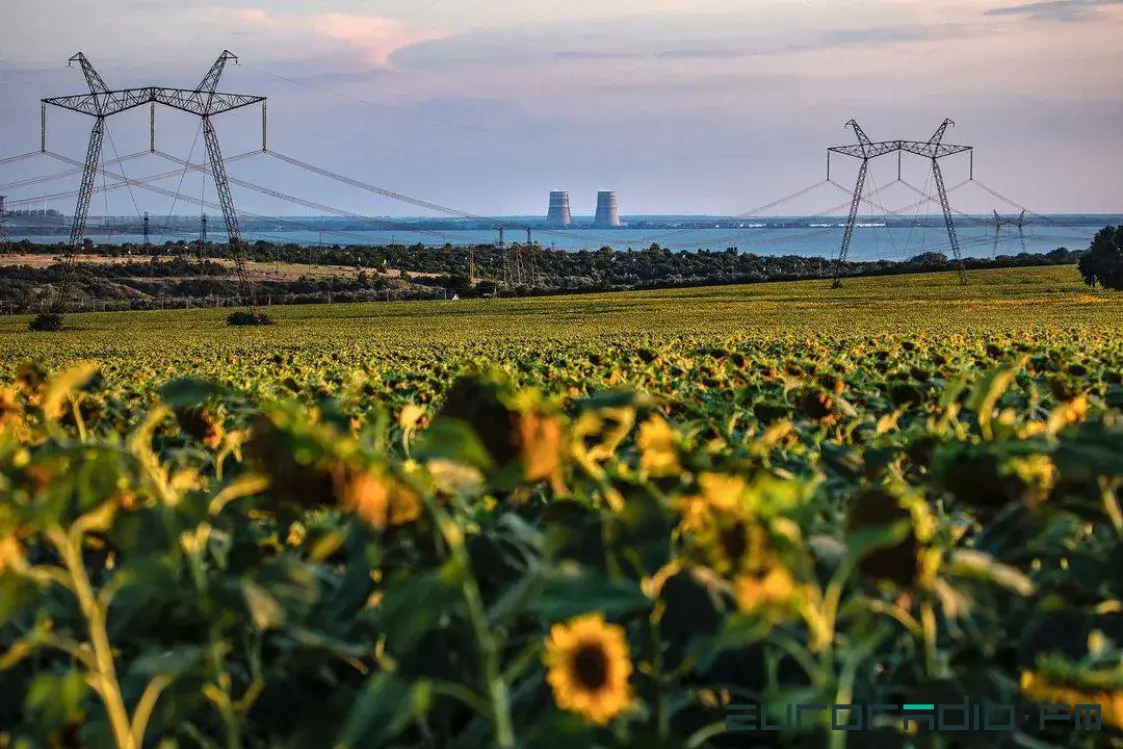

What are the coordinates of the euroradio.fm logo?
(725, 700, 1103, 732)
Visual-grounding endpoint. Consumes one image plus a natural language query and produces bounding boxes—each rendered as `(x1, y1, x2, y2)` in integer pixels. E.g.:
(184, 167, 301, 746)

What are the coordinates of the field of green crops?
(3, 265, 1123, 748)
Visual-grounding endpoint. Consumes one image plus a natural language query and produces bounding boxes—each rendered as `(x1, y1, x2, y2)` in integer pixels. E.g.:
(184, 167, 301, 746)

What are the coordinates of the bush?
(226, 310, 274, 326)
(28, 312, 63, 331)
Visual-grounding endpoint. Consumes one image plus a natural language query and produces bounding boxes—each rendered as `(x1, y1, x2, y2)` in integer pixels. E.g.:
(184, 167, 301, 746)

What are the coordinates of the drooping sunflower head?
(688, 509, 775, 579)
(543, 613, 633, 725)
(845, 484, 932, 590)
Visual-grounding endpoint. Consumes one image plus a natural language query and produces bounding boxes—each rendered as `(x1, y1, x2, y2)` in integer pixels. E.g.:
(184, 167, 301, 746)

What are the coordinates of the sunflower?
(0, 387, 23, 432)
(732, 564, 801, 620)
(543, 613, 633, 725)
(334, 462, 423, 531)
(690, 511, 771, 578)
(637, 415, 679, 477)
(0, 535, 24, 575)
(1048, 394, 1089, 433)
(674, 473, 746, 534)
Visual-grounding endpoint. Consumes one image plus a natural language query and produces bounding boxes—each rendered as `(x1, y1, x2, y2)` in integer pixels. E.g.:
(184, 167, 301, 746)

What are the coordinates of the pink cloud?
(232, 8, 270, 24)
(207, 7, 450, 67)
(312, 13, 451, 67)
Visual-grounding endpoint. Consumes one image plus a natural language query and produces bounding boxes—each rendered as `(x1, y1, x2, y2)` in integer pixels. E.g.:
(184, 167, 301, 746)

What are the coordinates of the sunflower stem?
(650, 616, 669, 740)
(920, 599, 939, 677)
(425, 496, 516, 748)
(45, 525, 133, 749)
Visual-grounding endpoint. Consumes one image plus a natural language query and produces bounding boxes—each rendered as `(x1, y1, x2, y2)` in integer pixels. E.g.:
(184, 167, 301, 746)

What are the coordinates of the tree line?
(0, 236, 1100, 312)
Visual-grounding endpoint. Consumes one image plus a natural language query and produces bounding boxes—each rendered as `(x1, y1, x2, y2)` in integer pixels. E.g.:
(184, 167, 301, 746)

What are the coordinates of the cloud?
(984, 0, 1123, 21)
(554, 50, 648, 60)
(653, 49, 755, 60)
(207, 7, 450, 67)
(395, 18, 984, 71)
(312, 13, 451, 67)
(649, 23, 975, 60)
(232, 8, 270, 24)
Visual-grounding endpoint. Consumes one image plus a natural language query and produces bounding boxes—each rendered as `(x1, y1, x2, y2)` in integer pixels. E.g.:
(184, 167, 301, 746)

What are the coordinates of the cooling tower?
(546, 190, 572, 228)
(593, 190, 620, 228)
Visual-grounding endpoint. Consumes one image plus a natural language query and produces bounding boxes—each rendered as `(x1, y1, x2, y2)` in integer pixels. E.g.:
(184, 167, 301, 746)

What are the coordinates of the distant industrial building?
(546, 190, 572, 228)
(593, 190, 620, 228)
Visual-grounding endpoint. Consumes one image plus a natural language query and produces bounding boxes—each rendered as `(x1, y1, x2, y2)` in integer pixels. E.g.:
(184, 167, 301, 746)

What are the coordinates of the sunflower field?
(2, 269, 1123, 748)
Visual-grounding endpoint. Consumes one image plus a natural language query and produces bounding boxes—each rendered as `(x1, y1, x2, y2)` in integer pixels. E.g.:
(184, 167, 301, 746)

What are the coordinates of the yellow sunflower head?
(333, 462, 423, 531)
(672, 472, 747, 534)
(543, 613, 633, 725)
(637, 415, 680, 477)
(732, 564, 804, 621)
(690, 510, 773, 578)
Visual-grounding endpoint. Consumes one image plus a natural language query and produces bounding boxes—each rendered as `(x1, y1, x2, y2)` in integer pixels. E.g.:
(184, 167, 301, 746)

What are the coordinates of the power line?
(154, 150, 484, 244)
(0, 153, 41, 167)
(159, 120, 204, 244)
(0, 152, 148, 191)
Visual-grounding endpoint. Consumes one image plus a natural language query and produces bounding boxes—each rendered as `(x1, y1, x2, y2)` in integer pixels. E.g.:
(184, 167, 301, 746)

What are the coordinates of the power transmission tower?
(497, 225, 508, 287)
(988, 209, 1027, 258)
(39, 50, 266, 323)
(0, 195, 8, 254)
(142, 210, 150, 247)
(827, 118, 972, 287)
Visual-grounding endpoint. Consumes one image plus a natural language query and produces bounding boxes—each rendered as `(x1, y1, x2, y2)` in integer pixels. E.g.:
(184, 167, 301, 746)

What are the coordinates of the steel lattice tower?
(0, 195, 8, 253)
(827, 118, 972, 287)
(41, 50, 266, 315)
(988, 209, 1027, 258)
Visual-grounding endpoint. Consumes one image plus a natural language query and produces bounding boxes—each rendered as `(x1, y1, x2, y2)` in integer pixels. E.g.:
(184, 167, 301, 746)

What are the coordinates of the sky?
(1, 0, 1121, 220)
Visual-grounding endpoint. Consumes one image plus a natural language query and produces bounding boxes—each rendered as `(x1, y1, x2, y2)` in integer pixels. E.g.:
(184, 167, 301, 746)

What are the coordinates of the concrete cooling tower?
(546, 190, 572, 228)
(593, 190, 620, 228)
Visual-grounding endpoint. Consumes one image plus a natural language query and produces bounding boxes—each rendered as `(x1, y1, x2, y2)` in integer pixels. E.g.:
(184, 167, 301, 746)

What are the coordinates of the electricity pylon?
(40, 51, 266, 319)
(827, 118, 972, 287)
(0, 195, 8, 254)
(988, 209, 1027, 258)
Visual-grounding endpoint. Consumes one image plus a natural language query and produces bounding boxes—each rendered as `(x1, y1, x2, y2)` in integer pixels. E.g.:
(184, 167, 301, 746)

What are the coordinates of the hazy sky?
(1, 0, 1121, 219)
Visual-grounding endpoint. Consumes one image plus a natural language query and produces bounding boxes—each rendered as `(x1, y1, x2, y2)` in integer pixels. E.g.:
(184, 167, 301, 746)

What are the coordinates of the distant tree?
(1078, 225, 1123, 289)
(910, 252, 948, 268)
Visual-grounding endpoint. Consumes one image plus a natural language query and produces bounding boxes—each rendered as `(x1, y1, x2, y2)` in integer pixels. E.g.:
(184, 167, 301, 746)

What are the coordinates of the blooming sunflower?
(334, 463, 422, 531)
(732, 564, 801, 620)
(674, 473, 746, 534)
(637, 415, 679, 477)
(690, 510, 772, 578)
(543, 613, 633, 725)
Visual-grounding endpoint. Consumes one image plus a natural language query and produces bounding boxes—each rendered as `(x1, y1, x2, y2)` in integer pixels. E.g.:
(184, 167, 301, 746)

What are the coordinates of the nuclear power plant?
(593, 190, 621, 228)
(546, 190, 572, 228)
